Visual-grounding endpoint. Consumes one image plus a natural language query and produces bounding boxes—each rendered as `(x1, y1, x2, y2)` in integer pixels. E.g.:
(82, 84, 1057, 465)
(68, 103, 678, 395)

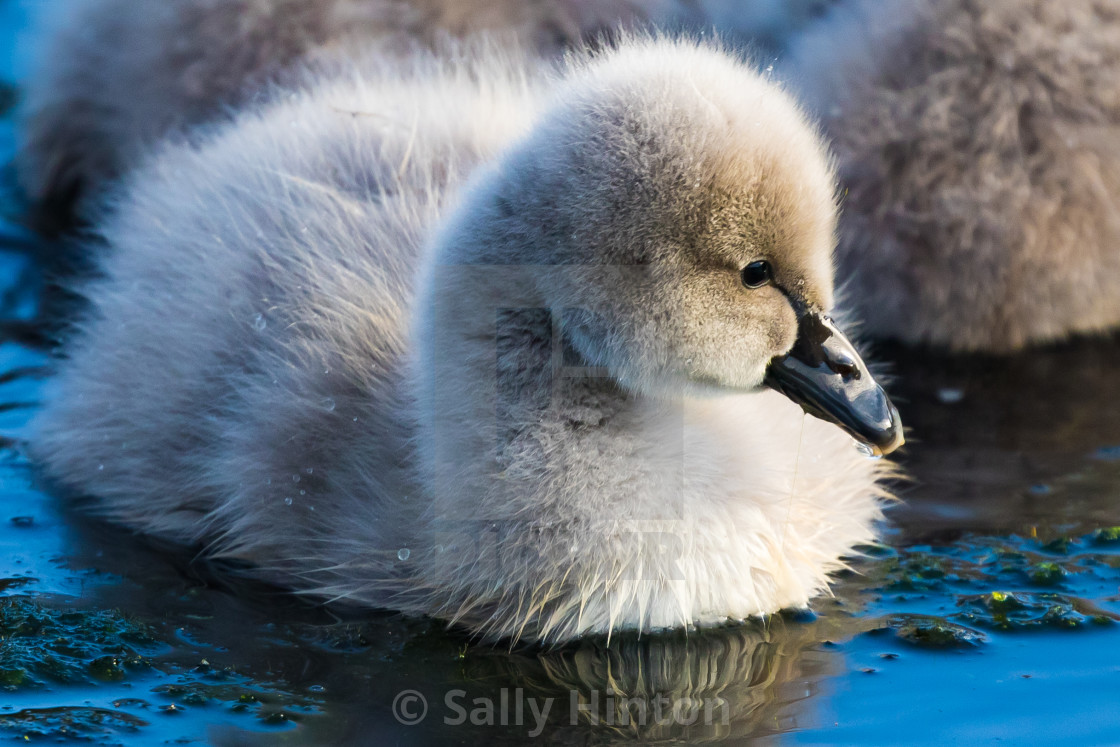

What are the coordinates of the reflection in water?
(882, 337, 1120, 538)
(220, 620, 845, 746)
(468, 621, 831, 743)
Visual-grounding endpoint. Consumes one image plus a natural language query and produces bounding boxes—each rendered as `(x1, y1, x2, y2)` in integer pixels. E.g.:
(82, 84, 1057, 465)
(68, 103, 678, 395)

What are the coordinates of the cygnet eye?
(741, 260, 773, 289)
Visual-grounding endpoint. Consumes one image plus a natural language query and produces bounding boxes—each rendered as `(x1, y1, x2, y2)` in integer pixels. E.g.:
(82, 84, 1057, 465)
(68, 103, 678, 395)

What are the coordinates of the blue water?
(2, 4, 1120, 744)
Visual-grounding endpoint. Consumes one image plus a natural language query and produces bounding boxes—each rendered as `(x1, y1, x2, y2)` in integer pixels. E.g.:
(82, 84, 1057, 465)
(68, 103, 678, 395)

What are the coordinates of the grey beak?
(764, 312, 904, 456)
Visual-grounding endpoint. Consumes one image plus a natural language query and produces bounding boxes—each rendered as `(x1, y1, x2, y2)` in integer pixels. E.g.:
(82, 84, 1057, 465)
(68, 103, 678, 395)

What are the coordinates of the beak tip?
(855, 417, 904, 458)
(876, 403, 906, 456)
(875, 425, 906, 457)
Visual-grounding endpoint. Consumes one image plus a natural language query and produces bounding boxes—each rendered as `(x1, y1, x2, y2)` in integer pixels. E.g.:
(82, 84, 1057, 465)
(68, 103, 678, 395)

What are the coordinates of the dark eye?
(741, 260, 773, 289)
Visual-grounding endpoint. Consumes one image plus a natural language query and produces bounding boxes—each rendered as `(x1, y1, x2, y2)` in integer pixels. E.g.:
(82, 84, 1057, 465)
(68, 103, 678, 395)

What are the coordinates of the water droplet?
(304, 468, 313, 475)
(299, 490, 306, 496)
(397, 548, 411, 561)
(321, 397, 336, 412)
(854, 442, 882, 459)
(253, 314, 267, 332)
(284, 497, 293, 506)
(292, 474, 300, 483)
(937, 388, 965, 404)
(97, 464, 104, 471)
(266, 478, 272, 485)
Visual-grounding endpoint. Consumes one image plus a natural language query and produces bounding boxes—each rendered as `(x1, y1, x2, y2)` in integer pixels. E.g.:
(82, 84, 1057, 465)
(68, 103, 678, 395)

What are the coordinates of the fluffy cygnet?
(30, 37, 901, 643)
(17, 0, 838, 226)
(16, 0, 698, 224)
(784, 0, 1120, 352)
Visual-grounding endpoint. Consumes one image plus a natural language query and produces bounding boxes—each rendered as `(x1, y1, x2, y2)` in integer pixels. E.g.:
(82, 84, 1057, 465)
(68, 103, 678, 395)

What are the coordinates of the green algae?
(0, 596, 156, 691)
(151, 678, 324, 720)
(1040, 536, 1073, 555)
(884, 616, 987, 648)
(954, 592, 1117, 633)
(1027, 562, 1067, 586)
(1090, 527, 1120, 545)
(868, 526, 1120, 605)
(881, 553, 950, 592)
(0, 593, 331, 742)
(0, 706, 147, 742)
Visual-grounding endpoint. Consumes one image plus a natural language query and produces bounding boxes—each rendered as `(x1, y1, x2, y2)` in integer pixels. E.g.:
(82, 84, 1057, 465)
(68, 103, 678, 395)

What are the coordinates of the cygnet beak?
(764, 312, 904, 456)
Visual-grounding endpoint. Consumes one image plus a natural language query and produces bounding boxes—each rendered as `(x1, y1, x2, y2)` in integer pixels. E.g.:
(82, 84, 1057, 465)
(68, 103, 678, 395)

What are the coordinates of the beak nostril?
(835, 361, 860, 380)
(826, 349, 861, 380)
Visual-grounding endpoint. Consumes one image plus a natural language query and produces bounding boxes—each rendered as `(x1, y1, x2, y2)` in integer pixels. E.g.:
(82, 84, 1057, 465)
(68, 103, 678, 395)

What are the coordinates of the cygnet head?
(431, 39, 903, 454)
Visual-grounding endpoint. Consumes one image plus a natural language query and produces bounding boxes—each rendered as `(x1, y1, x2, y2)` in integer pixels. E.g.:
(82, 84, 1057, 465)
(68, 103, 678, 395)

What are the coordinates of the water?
(6, 304, 1120, 747)
(2, 11, 1120, 747)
